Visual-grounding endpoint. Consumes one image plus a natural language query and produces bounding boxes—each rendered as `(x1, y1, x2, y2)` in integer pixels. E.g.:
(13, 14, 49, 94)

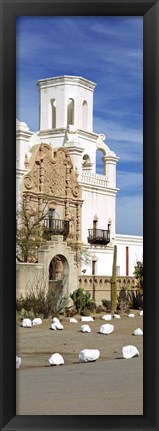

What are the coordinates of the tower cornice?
(37, 75, 96, 91)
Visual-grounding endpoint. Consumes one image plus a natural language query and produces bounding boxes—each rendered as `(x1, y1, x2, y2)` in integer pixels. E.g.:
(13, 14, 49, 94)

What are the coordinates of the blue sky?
(16, 16, 143, 236)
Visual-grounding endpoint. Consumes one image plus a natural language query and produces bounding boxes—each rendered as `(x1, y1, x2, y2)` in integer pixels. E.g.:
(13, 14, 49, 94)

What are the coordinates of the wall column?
(102, 153, 119, 188)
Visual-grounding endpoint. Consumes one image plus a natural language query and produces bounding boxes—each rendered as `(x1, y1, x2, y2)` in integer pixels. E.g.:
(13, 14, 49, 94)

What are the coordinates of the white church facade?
(16, 75, 143, 299)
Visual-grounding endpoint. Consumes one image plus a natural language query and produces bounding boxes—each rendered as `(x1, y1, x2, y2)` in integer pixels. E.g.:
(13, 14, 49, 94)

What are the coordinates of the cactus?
(111, 245, 117, 312)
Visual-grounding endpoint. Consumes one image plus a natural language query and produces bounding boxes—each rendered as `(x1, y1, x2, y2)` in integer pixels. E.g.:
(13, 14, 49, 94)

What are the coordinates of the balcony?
(43, 218, 69, 240)
(87, 228, 110, 245)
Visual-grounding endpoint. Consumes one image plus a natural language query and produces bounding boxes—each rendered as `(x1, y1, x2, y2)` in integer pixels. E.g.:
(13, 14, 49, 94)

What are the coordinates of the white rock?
(50, 323, 57, 330)
(52, 317, 60, 324)
(101, 314, 112, 320)
(113, 314, 121, 319)
(22, 318, 32, 328)
(133, 328, 143, 336)
(55, 321, 64, 330)
(80, 324, 91, 333)
(99, 323, 114, 335)
(79, 349, 100, 362)
(122, 345, 139, 359)
(128, 313, 135, 318)
(48, 353, 64, 366)
(16, 356, 21, 369)
(32, 318, 42, 325)
(69, 317, 78, 323)
(80, 316, 94, 322)
(139, 310, 143, 316)
(50, 321, 64, 330)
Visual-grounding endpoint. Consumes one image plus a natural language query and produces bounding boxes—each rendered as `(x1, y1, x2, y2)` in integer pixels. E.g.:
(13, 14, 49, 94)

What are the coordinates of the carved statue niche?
(49, 256, 63, 281)
(67, 207, 76, 242)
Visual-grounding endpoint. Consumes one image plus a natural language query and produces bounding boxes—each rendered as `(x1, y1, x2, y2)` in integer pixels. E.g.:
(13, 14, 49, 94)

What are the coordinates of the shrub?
(17, 308, 35, 321)
(134, 260, 143, 291)
(70, 288, 96, 314)
(133, 260, 143, 309)
(16, 289, 47, 317)
(51, 312, 59, 319)
(64, 307, 77, 317)
(47, 287, 69, 315)
(125, 287, 143, 310)
(96, 305, 104, 314)
(117, 286, 143, 311)
(16, 285, 69, 319)
(101, 299, 111, 311)
(81, 308, 90, 316)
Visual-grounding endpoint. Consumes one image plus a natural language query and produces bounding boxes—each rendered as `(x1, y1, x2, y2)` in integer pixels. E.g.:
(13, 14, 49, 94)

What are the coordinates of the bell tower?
(37, 75, 96, 133)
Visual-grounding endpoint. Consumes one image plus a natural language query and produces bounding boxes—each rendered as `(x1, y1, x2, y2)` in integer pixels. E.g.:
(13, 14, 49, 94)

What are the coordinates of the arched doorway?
(49, 254, 69, 296)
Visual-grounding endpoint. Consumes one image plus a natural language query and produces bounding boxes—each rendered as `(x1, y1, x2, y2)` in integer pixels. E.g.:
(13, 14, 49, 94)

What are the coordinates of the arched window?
(82, 100, 88, 130)
(50, 99, 56, 129)
(96, 149, 105, 174)
(67, 98, 74, 126)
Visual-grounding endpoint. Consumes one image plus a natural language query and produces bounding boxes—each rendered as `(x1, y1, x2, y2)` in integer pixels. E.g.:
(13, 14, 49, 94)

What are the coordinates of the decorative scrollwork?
(72, 184, 80, 197)
(24, 176, 33, 190)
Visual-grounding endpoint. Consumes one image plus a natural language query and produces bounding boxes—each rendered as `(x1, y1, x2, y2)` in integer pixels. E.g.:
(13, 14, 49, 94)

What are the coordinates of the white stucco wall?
(115, 234, 143, 276)
(80, 185, 116, 243)
(81, 236, 143, 277)
(37, 76, 96, 132)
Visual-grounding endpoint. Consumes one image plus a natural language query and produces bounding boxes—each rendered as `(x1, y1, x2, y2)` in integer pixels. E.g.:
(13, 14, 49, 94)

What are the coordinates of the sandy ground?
(16, 311, 143, 415)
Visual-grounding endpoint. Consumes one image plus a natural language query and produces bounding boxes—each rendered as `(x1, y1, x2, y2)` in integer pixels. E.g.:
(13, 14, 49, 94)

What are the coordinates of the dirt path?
(16, 311, 143, 415)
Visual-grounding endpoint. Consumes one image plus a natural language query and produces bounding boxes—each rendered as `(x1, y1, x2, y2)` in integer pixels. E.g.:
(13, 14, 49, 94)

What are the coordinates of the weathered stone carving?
(22, 143, 83, 250)
(23, 144, 81, 197)
(24, 176, 33, 190)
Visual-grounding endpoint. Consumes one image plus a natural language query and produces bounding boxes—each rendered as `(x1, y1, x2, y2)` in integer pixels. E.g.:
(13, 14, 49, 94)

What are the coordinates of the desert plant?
(16, 288, 47, 317)
(124, 287, 143, 310)
(70, 288, 96, 314)
(117, 284, 143, 311)
(117, 287, 130, 312)
(17, 308, 35, 321)
(96, 305, 104, 314)
(101, 299, 111, 312)
(48, 287, 69, 314)
(64, 307, 77, 317)
(111, 245, 117, 312)
(134, 260, 143, 290)
(133, 260, 143, 309)
(16, 284, 69, 319)
(81, 308, 91, 316)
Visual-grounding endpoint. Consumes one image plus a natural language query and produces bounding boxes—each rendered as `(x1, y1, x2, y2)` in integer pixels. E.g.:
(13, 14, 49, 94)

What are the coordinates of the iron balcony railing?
(43, 218, 69, 239)
(88, 228, 110, 245)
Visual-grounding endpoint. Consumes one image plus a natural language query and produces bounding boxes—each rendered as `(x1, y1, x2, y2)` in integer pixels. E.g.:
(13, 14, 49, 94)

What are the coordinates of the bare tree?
(16, 200, 48, 262)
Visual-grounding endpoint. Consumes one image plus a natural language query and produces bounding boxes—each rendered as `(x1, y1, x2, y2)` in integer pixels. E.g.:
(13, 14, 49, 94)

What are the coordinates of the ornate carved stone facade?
(22, 143, 83, 265)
